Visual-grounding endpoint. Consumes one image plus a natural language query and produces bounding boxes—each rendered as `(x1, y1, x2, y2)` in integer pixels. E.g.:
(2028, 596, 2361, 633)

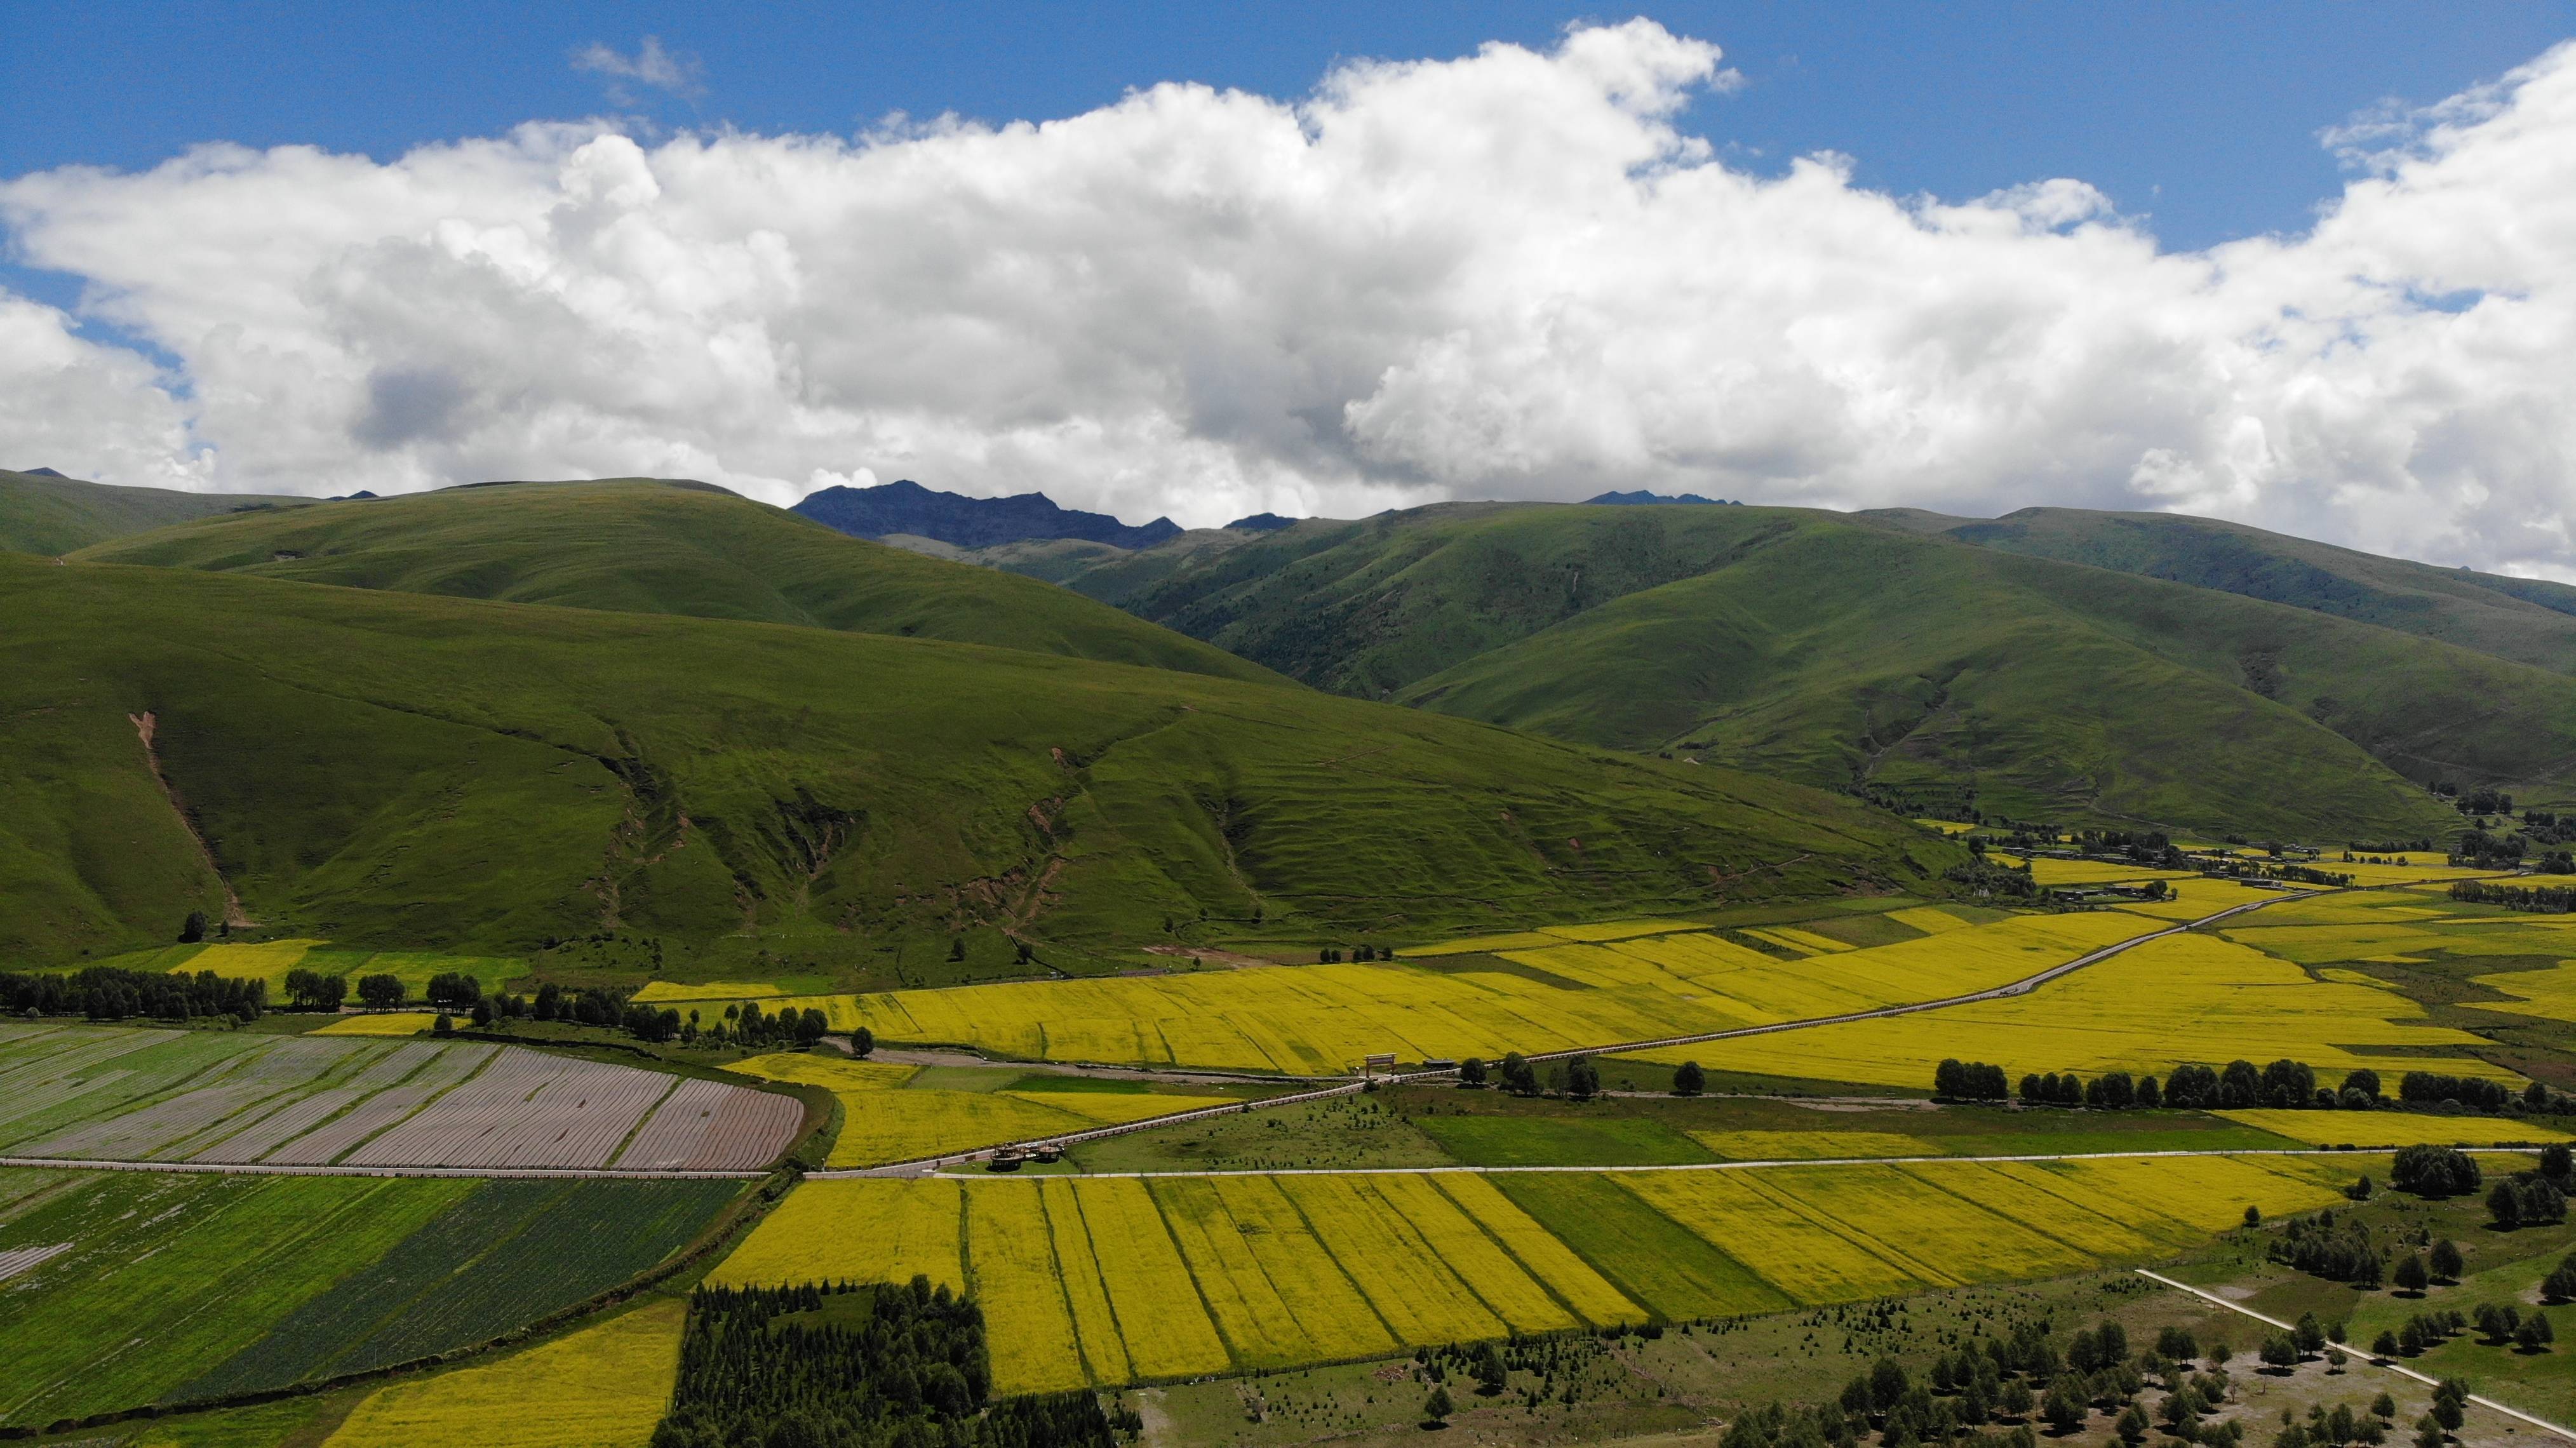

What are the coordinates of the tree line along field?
(0, 1167, 743, 1428)
(709, 1155, 2361, 1398)
(0, 1020, 800, 1171)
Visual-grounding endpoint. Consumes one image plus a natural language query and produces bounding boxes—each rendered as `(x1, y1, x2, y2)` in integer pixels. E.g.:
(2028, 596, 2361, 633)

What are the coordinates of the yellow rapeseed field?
(1034, 1179, 1132, 1386)
(1049, 1178, 1232, 1379)
(1141, 1177, 1322, 1367)
(633, 980, 788, 1003)
(2012, 857, 2194, 886)
(1617, 1170, 1928, 1303)
(705, 912, 2167, 1075)
(709, 1176, 963, 1290)
(311, 1012, 439, 1036)
(1888, 907, 1971, 934)
(963, 1180, 1091, 1395)
(2107, 877, 2293, 921)
(1900, 1162, 2173, 1257)
(1688, 1130, 1943, 1160)
(324, 1299, 683, 1448)
(722, 1054, 1226, 1167)
(170, 939, 326, 985)
(2470, 963, 2576, 1024)
(1199, 1176, 1400, 1362)
(1643, 932, 2514, 1090)
(2218, 1109, 2576, 1149)
(1427, 1172, 1644, 1326)
(702, 1154, 2367, 1390)
(1757, 1165, 2097, 1282)
(724, 1053, 918, 1092)
(1273, 1174, 1512, 1345)
(1365, 1173, 1589, 1334)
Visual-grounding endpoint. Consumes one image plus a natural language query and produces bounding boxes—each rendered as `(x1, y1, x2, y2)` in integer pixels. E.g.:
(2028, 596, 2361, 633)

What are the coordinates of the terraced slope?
(1026, 502, 2575, 835)
(70, 478, 1278, 683)
(0, 467, 309, 556)
(0, 553, 1949, 975)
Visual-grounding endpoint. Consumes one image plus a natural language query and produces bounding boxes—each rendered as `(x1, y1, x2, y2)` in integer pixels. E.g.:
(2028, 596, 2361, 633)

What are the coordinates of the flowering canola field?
(712, 1153, 2351, 1394)
(2216, 1110, 2576, 1150)
(718, 911, 2173, 1076)
(721, 1054, 1234, 1167)
(1637, 932, 2514, 1090)
(323, 1299, 684, 1448)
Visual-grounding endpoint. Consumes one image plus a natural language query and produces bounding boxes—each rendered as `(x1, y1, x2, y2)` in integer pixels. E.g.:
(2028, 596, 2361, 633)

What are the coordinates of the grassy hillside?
(71, 479, 1279, 684)
(1025, 502, 2576, 836)
(0, 553, 1953, 977)
(1928, 507, 2576, 675)
(1395, 521, 2569, 836)
(0, 468, 310, 556)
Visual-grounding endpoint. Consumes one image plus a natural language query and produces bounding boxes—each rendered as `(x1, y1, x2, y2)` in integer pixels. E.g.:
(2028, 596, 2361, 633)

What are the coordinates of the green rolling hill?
(0, 467, 311, 556)
(1007, 502, 2576, 838)
(0, 551, 1954, 977)
(1901, 506, 2576, 676)
(70, 478, 1279, 683)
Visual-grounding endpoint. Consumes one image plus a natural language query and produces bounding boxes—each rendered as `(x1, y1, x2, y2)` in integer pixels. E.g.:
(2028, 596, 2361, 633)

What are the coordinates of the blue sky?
(5, 4, 2575, 571)
(5, 1, 2568, 257)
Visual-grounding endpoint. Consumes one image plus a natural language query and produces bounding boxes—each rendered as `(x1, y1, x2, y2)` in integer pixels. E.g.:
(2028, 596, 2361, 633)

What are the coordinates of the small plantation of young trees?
(652, 1277, 1124, 1448)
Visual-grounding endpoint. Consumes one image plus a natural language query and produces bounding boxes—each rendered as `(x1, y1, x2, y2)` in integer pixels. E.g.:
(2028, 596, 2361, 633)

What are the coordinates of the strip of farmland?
(711, 1154, 2361, 1395)
(0, 1167, 744, 1428)
(0, 1026, 799, 1173)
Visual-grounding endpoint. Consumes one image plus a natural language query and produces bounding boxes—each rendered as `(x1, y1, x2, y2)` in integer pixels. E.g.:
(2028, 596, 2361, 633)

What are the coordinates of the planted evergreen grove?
(0, 967, 264, 1022)
(651, 1277, 1128, 1448)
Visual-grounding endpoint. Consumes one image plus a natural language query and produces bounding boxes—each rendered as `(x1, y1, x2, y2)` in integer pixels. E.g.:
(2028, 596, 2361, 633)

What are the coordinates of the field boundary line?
(0, 1155, 763, 1180)
(2133, 1268, 2576, 1444)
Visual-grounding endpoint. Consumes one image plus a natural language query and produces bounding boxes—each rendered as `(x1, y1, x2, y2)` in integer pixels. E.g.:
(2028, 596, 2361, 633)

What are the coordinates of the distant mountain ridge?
(1586, 490, 1739, 506)
(796, 479, 1181, 551)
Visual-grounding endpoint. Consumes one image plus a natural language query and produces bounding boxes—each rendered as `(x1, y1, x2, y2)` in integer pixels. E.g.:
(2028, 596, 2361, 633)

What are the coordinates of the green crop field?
(0, 1170, 475, 1426)
(175, 1177, 744, 1400)
(0, 1165, 739, 1426)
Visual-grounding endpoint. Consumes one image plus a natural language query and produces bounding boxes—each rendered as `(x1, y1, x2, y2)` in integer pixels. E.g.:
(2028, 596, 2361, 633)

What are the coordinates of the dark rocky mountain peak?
(1585, 490, 1737, 506)
(795, 478, 1181, 551)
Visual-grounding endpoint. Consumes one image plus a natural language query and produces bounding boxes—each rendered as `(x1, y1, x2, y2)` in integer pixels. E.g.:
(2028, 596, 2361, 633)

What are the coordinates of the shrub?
(2490, 1172, 2567, 1229)
(2391, 1145, 2482, 1197)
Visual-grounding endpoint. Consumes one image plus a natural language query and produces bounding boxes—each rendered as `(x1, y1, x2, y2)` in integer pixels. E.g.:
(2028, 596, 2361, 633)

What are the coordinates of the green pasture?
(0, 548, 1949, 980)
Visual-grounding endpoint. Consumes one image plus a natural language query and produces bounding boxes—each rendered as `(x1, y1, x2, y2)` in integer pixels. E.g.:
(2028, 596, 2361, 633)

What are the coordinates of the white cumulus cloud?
(1, 22, 2573, 572)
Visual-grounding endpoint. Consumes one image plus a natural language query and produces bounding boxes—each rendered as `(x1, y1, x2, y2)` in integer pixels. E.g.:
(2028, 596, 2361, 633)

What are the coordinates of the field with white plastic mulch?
(0, 1020, 800, 1172)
